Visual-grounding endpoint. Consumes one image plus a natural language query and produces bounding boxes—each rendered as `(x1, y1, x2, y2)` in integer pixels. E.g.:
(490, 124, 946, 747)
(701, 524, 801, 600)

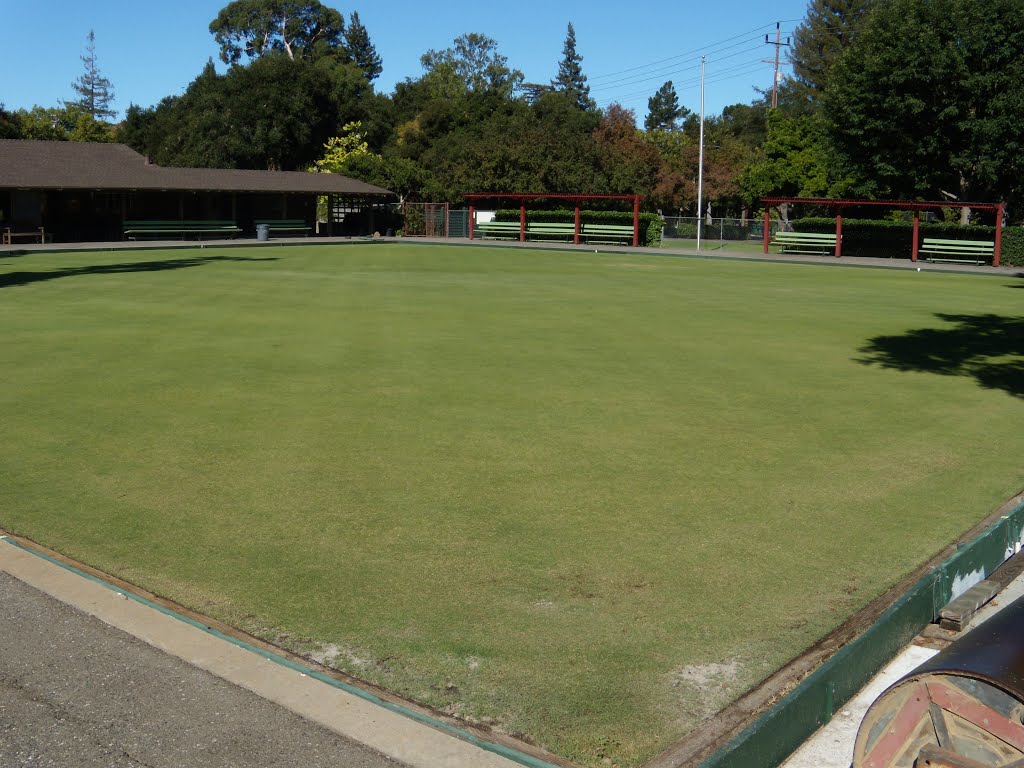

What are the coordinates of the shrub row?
(791, 217, 1024, 266)
(494, 209, 662, 247)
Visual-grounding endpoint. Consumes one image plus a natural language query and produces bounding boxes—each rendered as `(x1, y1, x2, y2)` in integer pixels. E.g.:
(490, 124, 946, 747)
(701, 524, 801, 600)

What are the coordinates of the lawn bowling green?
(1, 243, 1022, 767)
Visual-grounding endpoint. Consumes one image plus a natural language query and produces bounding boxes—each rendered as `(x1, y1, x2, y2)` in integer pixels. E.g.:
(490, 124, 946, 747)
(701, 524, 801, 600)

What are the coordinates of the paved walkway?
(0, 538, 527, 768)
(0, 570, 401, 768)
(2, 235, 1021, 279)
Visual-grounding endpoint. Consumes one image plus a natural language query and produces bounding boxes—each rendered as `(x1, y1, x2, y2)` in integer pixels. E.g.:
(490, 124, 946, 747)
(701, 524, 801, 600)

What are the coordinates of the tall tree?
(645, 81, 687, 132)
(69, 30, 116, 121)
(209, 0, 346, 65)
(344, 11, 382, 83)
(0, 104, 22, 139)
(823, 0, 1024, 213)
(593, 104, 661, 195)
(552, 22, 594, 111)
(421, 33, 523, 97)
(789, 0, 876, 108)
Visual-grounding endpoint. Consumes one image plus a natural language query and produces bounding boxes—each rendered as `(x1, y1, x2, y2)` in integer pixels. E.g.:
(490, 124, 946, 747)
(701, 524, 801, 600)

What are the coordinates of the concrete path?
(0, 569, 400, 768)
(2, 235, 1021, 279)
(0, 538, 526, 768)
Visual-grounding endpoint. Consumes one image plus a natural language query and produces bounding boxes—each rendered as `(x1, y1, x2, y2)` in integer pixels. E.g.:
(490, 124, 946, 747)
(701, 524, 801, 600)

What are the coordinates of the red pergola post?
(911, 210, 919, 262)
(835, 213, 843, 258)
(632, 195, 640, 247)
(763, 209, 771, 253)
(469, 205, 475, 240)
(519, 204, 526, 242)
(574, 205, 581, 245)
(995, 204, 1003, 267)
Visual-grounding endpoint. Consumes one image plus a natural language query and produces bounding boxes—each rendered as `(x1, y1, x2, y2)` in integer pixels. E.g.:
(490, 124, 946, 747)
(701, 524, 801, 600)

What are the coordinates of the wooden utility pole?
(764, 22, 791, 108)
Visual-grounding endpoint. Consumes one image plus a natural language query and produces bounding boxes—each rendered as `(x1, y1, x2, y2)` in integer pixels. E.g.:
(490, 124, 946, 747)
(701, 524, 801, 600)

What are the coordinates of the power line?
(587, 21, 779, 84)
(585, 19, 797, 113)
(589, 39, 764, 93)
(590, 42, 764, 94)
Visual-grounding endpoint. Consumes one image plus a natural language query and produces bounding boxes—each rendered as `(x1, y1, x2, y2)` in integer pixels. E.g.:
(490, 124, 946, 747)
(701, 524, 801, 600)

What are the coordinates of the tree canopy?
(788, 0, 875, 108)
(41, 0, 1012, 223)
(824, 0, 1024, 212)
(421, 33, 523, 98)
(209, 0, 346, 64)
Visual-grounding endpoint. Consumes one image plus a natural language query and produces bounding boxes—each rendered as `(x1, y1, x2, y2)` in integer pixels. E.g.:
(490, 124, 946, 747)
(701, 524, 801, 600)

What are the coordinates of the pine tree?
(790, 0, 876, 104)
(551, 22, 594, 111)
(69, 30, 116, 121)
(345, 11, 382, 82)
(645, 81, 687, 131)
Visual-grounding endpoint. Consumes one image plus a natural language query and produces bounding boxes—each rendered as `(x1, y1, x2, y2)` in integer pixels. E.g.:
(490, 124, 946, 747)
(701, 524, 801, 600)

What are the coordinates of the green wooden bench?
(476, 221, 636, 244)
(771, 231, 838, 255)
(920, 238, 993, 265)
(254, 219, 312, 236)
(527, 222, 576, 240)
(582, 224, 634, 244)
(475, 221, 522, 240)
(123, 220, 242, 240)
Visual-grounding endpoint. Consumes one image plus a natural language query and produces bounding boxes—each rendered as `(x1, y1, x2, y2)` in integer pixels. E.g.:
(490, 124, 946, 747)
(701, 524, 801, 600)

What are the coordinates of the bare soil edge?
(0, 529, 580, 768)
(644, 488, 1024, 768)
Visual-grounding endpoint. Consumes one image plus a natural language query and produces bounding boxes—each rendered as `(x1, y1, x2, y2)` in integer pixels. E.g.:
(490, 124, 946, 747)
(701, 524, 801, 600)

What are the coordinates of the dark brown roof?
(0, 140, 393, 197)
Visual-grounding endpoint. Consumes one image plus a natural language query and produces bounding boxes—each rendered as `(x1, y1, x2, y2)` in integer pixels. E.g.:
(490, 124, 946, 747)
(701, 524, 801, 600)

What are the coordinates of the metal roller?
(854, 593, 1024, 768)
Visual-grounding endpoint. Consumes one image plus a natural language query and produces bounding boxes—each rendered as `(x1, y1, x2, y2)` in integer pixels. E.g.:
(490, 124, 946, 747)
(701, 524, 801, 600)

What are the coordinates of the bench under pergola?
(760, 197, 1006, 267)
(465, 193, 644, 247)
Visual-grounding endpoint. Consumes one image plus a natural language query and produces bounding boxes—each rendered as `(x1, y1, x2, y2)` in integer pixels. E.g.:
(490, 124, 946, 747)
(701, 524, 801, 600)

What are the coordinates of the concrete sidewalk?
(0, 570, 401, 768)
(0, 537, 529, 768)
(2, 234, 1021, 279)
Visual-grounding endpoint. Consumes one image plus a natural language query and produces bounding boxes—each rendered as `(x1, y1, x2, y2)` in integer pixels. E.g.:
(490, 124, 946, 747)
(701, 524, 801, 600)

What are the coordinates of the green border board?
(701, 498, 1024, 768)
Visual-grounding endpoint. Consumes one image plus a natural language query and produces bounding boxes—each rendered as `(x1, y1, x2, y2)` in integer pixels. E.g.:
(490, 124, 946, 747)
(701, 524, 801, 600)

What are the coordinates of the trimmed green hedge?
(494, 209, 662, 247)
(791, 217, 1024, 266)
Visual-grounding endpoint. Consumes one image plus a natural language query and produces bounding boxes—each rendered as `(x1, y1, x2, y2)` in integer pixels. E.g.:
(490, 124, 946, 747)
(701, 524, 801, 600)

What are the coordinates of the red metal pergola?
(464, 193, 644, 247)
(760, 197, 1005, 267)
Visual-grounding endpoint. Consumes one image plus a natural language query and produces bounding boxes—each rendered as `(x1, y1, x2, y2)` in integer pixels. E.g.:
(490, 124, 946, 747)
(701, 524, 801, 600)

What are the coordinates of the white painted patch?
(950, 567, 986, 600)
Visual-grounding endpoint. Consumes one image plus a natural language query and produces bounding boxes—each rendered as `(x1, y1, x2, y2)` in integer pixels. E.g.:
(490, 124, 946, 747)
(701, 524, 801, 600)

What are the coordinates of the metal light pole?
(696, 55, 706, 252)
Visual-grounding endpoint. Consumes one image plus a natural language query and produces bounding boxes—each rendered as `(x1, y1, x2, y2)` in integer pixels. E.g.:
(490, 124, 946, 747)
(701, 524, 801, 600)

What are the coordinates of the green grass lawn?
(2, 243, 1022, 766)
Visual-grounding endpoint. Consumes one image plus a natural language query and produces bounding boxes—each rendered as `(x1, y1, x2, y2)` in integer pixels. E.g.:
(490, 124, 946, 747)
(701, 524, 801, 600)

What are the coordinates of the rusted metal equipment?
(853, 594, 1024, 768)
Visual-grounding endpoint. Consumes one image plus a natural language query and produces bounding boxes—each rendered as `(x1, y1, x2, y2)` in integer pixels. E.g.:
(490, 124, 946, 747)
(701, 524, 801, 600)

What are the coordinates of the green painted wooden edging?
(701, 499, 1024, 768)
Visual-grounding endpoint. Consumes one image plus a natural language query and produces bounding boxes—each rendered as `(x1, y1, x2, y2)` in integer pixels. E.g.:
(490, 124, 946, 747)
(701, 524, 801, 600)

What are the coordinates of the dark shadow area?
(0, 255, 277, 289)
(858, 313, 1024, 398)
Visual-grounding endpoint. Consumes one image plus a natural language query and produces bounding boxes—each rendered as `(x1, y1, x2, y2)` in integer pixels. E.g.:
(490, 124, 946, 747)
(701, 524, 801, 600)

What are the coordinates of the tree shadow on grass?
(858, 314, 1024, 398)
(0, 254, 278, 289)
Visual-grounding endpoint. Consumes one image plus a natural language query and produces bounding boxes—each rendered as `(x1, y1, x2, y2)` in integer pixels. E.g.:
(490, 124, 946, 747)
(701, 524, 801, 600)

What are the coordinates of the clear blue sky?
(3, 0, 810, 121)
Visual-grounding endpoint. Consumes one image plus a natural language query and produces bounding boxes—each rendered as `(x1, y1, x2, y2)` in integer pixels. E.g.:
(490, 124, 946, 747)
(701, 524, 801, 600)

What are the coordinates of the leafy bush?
(1000, 227, 1024, 266)
(663, 221, 698, 239)
(790, 217, 1022, 265)
(494, 209, 662, 247)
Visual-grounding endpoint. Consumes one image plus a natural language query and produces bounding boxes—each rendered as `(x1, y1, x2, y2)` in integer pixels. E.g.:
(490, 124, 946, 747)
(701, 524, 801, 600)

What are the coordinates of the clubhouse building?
(0, 139, 394, 243)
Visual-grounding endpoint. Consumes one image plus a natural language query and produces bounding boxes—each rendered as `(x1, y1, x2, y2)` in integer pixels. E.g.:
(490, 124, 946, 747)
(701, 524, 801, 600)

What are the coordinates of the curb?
(698, 496, 1024, 768)
(0, 534, 564, 768)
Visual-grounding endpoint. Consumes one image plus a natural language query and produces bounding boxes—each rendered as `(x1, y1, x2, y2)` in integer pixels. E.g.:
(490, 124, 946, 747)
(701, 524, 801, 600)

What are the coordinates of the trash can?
(256, 223, 270, 241)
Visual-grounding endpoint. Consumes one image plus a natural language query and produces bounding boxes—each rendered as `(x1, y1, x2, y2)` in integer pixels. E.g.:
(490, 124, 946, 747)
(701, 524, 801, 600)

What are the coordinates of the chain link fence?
(448, 209, 469, 238)
(661, 216, 778, 245)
